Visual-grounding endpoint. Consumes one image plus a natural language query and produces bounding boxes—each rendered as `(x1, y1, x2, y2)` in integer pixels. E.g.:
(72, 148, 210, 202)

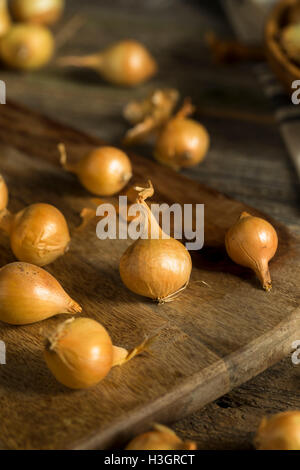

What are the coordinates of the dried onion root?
(126, 424, 197, 450)
(123, 89, 180, 145)
(119, 181, 192, 302)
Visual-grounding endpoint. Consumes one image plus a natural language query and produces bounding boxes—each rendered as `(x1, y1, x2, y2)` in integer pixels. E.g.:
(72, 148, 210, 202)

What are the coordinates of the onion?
(0, 0, 11, 38)
(44, 317, 147, 389)
(59, 143, 132, 196)
(119, 181, 192, 303)
(126, 424, 197, 450)
(254, 411, 300, 450)
(0, 203, 70, 266)
(11, 0, 65, 25)
(57, 40, 157, 87)
(154, 100, 210, 169)
(0, 23, 54, 70)
(0, 174, 8, 212)
(0, 262, 81, 325)
(225, 212, 278, 291)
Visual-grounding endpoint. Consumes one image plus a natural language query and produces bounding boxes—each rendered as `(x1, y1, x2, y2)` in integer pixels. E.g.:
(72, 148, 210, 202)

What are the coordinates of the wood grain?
(0, 102, 299, 450)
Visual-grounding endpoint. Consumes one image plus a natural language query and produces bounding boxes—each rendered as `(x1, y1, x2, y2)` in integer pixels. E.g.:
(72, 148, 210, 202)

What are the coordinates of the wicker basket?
(265, 0, 300, 93)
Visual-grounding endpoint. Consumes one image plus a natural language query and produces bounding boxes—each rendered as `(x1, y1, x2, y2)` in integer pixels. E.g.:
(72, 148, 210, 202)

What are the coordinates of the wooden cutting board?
(0, 101, 299, 450)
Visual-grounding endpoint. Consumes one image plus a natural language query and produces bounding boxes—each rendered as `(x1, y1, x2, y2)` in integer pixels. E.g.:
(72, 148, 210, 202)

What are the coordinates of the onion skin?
(120, 238, 192, 301)
(58, 40, 157, 87)
(255, 411, 300, 450)
(154, 108, 210, 169)
(0, 175, 8, 211)
(126, 424, 197, 450)
(0, 24, 54, 70)
(44, 318, 113, 389)
(225, 212, 278, 291)
(60, 145, 132, 196)
(119, 181, 192, 302)
(11, 0, 64, 25)
(0, 262, 81, 325)
(0, 0, 11, 39)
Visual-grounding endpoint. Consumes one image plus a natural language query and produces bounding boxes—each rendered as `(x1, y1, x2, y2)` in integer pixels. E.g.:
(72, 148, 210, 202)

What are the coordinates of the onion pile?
(0, 262, 81, 325)
(0, 202, 70, 266)
(57, 40, 157, 87)
(59, 143, 132, 196)
(0, 23, 54, 70)
(119, 181, 192, 303)
(126, 424, 197, 450)
(11, 0, 65, 25)
(225, 212, 278, 291)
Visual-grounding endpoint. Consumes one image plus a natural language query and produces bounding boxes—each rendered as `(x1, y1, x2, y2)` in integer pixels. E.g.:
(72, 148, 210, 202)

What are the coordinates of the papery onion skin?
(0, 0, 11, 38)
(120, 238, 192, 301)
(0, 262, 81, 325)
(255, 411, 300, 450)
(154, 118, 210, 169)
(9, 203, 70, 266)
(61, 145, 132, 196)
(0, 175, 8, 211)
(11, 0, 64, 25)
(126, 424, 197, 450)
(0, 24, 54, 70)
(225, 212, 278, 291)
(44, 317, 113, 389)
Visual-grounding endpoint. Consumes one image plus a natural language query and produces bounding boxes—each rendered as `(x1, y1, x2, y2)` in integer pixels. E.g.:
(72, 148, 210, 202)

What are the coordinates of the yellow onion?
(0, 23, 54, 70)
(57, 40, 157, 87)
(281, 24, 300, 64)
(0, 203, 70, 266)
(154, 100, 210, 169)
(59, 143, 132, 196)
(119, 181, 192, 303)
(254, 411, 300, 450)
(0, 262, 81, 325)
(126, 424, 197, 450)
(44, 317, 146, 389)
(225, 212, 278, 291)
(0, 174, 8, 212)
(11, 0, 65, 25)
(0, 0, 11, 39)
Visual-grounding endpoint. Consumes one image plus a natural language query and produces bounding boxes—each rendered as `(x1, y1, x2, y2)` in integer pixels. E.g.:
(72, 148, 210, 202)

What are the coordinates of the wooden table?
(0, 0, 299, 450)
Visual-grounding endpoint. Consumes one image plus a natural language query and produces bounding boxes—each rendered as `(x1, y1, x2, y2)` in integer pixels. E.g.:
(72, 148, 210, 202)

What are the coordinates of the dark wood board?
(0, 101, 299, 450)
